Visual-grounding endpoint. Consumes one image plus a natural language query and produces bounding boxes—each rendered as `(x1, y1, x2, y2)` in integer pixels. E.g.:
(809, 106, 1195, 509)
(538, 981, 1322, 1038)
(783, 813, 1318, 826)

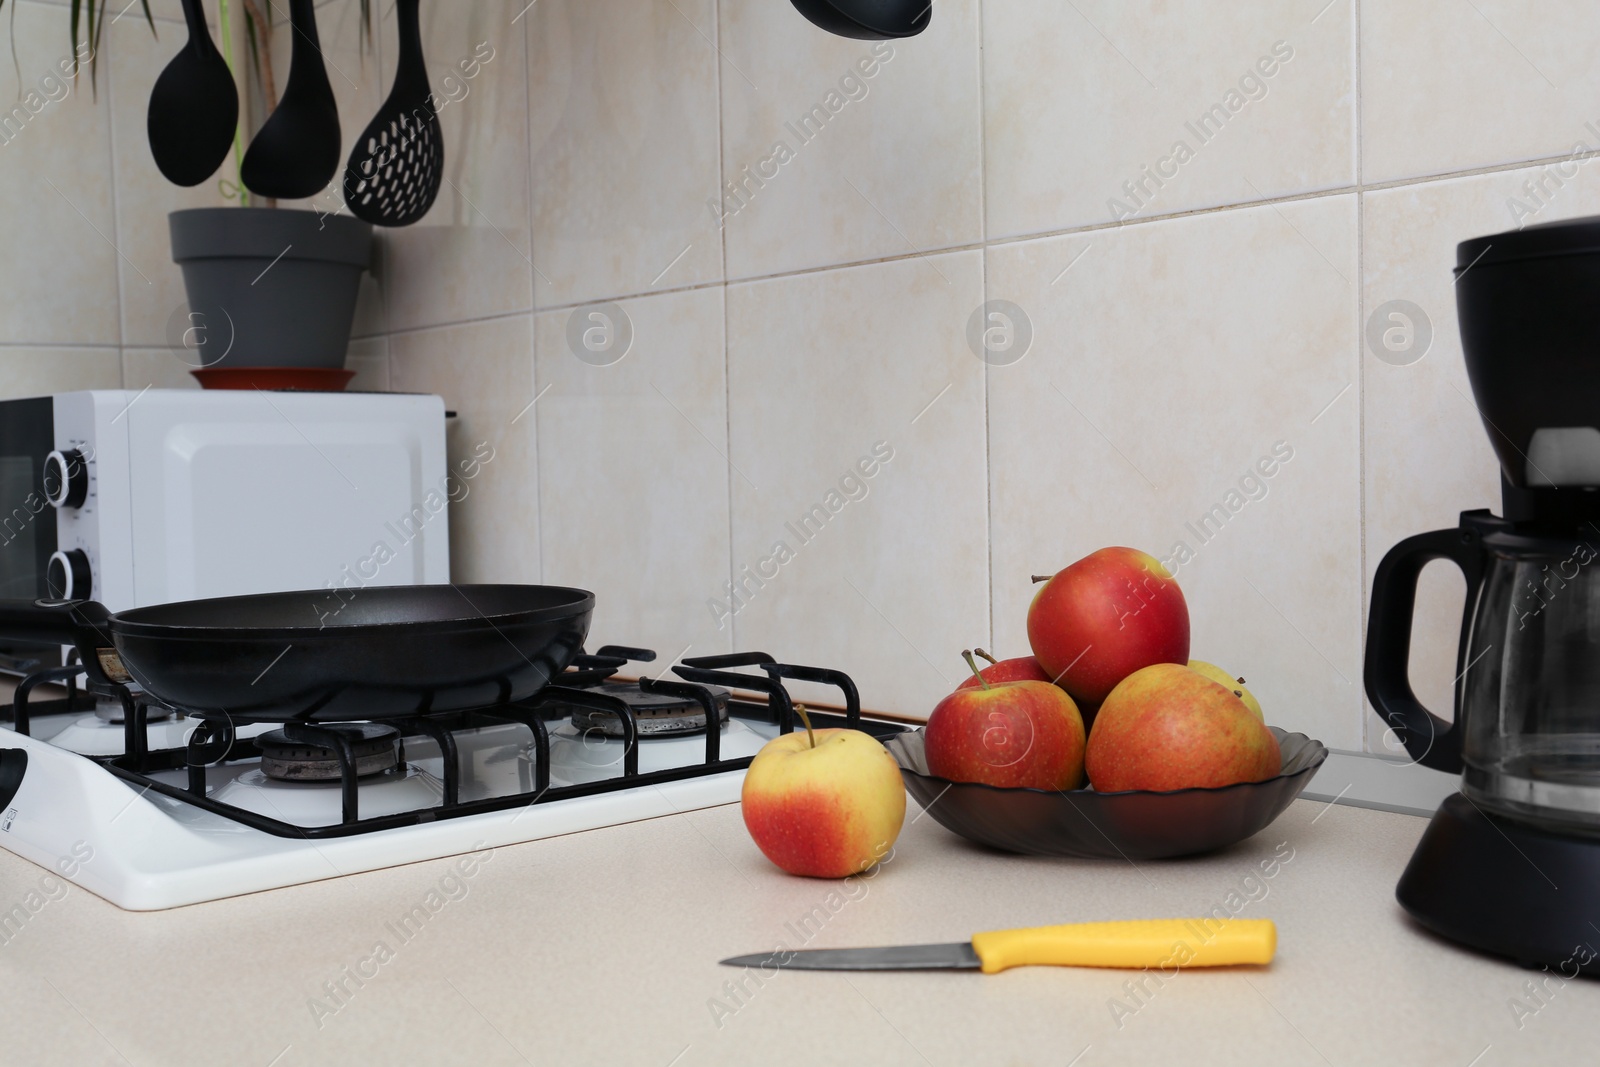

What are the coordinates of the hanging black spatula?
(241, 0, 341, 200)
(147, 0, 239, 186)
(342, 0, 442, 226)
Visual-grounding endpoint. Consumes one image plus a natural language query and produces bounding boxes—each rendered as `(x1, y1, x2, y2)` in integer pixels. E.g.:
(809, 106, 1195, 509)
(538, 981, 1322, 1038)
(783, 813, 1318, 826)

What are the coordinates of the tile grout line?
(374, 13, 392, 393)
(0, 342, 126, 352)
(105, 15, 129, 385)
(1354, 0, 1370, 754)
(713, 0, 737, 657)
(976, 0, 996, 658)
(520, 5, 545, 586)
(376, 146, 1598, 346)
(519, 152, 1587, 318)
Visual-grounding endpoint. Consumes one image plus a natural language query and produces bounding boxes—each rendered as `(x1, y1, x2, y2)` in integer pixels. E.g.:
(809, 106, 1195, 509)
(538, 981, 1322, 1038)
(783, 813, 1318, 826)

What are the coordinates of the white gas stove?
(0, 650, 904, 910)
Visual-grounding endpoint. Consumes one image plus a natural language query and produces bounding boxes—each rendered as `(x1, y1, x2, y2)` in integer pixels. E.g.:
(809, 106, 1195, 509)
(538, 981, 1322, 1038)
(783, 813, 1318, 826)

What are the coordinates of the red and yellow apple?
(1085, 663, 1280, 792)
(741, 707, 906, 878)
(955, 648, 1053, 690)
(925, 652, 1086, 790)
(1027, 547, 1190, 705)
(1188, 659, 1264, 721)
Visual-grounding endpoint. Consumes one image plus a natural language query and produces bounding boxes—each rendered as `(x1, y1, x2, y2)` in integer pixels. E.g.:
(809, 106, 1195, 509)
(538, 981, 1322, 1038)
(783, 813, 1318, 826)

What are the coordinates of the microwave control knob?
(46, 550, 91, 601)
(43, 449, 89, 509)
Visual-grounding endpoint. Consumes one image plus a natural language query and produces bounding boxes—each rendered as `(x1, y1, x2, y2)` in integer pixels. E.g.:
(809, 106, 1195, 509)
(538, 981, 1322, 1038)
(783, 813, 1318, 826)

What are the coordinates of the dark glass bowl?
(888, 727, 1327, 860)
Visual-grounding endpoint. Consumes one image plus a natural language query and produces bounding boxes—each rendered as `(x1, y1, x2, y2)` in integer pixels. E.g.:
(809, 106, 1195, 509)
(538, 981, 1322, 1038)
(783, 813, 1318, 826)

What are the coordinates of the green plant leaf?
(70, 0, 82, 78)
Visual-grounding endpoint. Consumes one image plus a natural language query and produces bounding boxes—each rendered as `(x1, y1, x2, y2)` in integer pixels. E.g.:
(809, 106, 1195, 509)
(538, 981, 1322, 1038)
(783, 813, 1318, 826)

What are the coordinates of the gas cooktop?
(0, 648, 907, 910)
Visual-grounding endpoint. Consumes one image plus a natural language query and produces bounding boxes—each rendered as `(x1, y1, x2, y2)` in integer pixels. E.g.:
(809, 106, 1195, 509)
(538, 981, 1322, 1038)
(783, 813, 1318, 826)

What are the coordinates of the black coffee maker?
(1367, 215, 1600, 974)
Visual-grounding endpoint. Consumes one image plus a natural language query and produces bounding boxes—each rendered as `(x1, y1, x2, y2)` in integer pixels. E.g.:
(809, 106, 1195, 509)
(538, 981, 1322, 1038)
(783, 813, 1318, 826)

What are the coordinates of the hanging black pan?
(0, 585, 592, 723)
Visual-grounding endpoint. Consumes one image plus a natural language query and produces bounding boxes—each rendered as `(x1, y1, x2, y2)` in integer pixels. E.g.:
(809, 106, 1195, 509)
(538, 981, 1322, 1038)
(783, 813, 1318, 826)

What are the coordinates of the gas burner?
(209, 766, 443, 825)
(257, 723, 400, 782)
(94, 695, 173, 724)
(46, 714, 200, 757)
(548, 719, 769, 786)
(562, 682, 730, 738)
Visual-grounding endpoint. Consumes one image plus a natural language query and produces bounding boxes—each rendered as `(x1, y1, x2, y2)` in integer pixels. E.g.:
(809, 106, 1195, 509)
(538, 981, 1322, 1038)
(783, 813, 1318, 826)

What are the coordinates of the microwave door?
(0, 453, 56, 605)
(0, 397, 63, 672)
(0, 398, 57, 602)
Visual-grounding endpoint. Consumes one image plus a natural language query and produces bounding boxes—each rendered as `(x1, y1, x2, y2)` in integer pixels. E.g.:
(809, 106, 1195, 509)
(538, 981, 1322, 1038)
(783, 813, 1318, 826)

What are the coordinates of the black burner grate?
(5, 646, 904, 839)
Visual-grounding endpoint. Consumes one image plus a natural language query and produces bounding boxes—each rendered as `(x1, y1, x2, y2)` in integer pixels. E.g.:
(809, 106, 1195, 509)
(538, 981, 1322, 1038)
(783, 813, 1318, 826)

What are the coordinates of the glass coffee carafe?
(1367, 213, 1600, 973)
(1370, 511, 1600, 835)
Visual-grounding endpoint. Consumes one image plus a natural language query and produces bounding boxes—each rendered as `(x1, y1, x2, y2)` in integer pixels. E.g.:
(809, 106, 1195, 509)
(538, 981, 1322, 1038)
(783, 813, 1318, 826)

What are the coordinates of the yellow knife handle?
(969, 918, 1276, 974)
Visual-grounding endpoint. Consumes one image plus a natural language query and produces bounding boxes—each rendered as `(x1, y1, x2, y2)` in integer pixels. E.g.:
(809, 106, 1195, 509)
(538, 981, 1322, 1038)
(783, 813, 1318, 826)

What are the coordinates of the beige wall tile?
(0, 0, 120, 346)
(389, 315, 537, 584)
(726, 251, 987, 718)
(1363, 0, 1600, 183)
(1362, 166, 1600, 753)
(716, 0, 982, 280)
(121, 347, 199, 390)
(526, 0, 723, 308)
(534, 287, 730, 660)
(987, 197, 1363, 749)
(0, 347, 121, 397)
(346, 336, 389, 392)
(985, 0, 1354, 238)
(380, 2, 532, 331)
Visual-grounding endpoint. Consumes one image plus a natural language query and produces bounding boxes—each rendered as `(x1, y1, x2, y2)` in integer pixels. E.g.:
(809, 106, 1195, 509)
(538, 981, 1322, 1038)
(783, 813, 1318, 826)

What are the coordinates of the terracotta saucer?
(192, 367, 357, 391)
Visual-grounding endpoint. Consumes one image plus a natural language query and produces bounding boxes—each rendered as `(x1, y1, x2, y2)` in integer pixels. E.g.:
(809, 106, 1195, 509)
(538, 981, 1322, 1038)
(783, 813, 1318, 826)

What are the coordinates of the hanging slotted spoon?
(241, 0, 342, 200)
(146, 0, 239, 186)
(342, 0, 442, 227)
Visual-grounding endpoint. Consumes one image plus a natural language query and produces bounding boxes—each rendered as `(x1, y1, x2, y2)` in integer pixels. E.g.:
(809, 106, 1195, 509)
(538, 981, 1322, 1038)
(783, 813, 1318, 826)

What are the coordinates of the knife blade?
(720, 918, 1275, 974)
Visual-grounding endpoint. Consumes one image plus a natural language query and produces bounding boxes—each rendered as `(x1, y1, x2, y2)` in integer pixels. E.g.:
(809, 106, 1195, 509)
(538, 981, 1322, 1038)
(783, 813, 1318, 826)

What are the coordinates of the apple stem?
(973, 648, 999, 665)
(1030, 574, 1052, 584)
(794, 703, 816, 749)
(961, 649, 990, 690)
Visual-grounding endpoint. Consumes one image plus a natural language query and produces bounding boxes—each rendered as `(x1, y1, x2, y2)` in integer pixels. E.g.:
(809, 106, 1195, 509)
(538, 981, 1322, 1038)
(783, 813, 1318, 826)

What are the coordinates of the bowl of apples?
(887, 547, 1328, 860)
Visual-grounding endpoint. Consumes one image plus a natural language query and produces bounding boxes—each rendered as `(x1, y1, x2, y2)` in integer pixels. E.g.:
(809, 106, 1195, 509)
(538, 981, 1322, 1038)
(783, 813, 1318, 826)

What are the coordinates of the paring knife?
(720, 918, 1275, 973)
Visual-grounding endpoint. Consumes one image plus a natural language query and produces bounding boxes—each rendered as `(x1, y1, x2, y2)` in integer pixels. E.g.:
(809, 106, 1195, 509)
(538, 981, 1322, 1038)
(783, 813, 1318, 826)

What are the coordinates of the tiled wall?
(9, 0, 1600, 751)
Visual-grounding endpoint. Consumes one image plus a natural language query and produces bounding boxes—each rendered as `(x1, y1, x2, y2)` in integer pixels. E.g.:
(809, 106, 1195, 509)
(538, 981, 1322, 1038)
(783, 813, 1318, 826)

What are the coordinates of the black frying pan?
(0, 585, 593, 722)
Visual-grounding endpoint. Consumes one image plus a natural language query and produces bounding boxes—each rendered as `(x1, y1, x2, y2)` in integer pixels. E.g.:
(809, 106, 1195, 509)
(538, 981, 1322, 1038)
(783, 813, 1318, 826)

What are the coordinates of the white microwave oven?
(0, 390, 449, 658)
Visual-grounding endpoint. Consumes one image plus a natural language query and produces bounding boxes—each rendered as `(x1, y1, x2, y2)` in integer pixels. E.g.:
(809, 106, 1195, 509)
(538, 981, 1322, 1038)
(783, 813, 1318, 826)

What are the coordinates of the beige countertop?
(0, 794, 1594, 1066)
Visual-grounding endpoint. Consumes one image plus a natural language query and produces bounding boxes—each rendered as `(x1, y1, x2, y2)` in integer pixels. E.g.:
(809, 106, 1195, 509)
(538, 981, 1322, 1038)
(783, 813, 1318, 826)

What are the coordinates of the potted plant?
(8, 0, 385, 386)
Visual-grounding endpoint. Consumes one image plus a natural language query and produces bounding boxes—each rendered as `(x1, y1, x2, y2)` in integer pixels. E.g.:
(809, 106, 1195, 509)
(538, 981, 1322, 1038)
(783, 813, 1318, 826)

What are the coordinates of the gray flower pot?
(169, 208, 373, 370)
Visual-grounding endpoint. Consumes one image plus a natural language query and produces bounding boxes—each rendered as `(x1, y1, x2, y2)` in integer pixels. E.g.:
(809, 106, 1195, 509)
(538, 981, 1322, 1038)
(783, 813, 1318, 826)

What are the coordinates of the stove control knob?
(43, 449, 89, 509)
(47, 549, 91, 601)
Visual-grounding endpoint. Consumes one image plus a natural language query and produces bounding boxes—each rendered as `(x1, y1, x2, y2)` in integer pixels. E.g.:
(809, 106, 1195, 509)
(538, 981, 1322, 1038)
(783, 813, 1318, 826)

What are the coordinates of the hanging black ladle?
(240, 0, 342, 200)
(788, 0, 931, 39)
(146, 0, 239, 186)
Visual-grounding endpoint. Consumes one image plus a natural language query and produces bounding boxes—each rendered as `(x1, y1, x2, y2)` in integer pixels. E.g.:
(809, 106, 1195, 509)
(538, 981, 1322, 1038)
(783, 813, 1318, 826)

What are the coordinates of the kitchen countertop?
(0, 794, 1594, 1066)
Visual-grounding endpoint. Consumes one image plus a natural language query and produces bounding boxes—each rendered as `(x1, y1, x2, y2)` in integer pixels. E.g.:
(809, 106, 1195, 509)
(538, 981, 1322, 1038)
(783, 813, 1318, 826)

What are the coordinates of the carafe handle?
(1364, 524, 1487, 773)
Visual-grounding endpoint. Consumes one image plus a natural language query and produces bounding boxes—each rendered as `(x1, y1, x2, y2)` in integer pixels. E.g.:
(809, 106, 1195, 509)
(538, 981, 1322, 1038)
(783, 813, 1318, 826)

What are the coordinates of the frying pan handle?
(0, 599, 125, 688)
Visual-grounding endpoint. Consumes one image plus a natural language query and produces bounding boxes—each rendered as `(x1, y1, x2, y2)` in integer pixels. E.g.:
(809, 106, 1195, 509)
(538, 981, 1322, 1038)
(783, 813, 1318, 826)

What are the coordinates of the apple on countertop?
(741, 705, 905, 879)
